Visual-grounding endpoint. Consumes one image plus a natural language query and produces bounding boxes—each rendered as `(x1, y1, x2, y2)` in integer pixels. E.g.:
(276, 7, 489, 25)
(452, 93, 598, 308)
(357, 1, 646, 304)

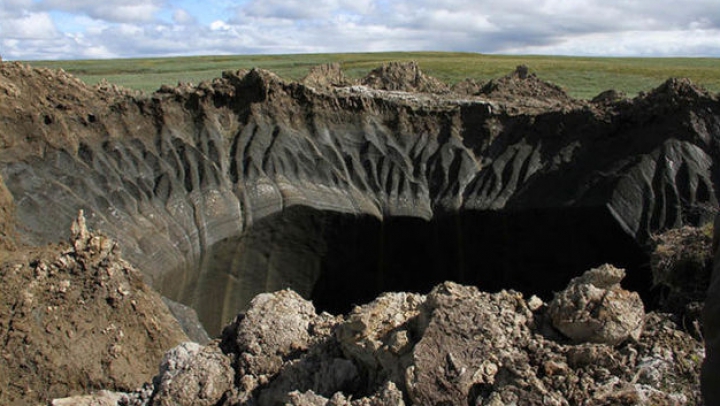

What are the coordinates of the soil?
(0, 213, 187, 405)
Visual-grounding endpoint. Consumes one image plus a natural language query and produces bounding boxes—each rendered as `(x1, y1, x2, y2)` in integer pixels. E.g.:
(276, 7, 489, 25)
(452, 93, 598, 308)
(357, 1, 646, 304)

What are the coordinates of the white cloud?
(36, 0, 163, 23)
(1, 0, 719, 60)
(209, 20, 231, 31)
(507, 29, 720, 57)
(173, 9, 195, 25)
(0, 12, 59, 39)
(240, 0, 375, 20)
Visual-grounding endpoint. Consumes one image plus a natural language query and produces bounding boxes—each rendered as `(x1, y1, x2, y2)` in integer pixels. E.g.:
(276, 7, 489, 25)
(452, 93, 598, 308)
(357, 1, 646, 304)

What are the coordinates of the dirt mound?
(451, 78, 485, 95)
(480, 65, 574, 108)
(302, 63, 354, 89)
(0, 61, 137, 157)
(360, 61, 449, 94)
(591, 89, 628, 104)
(641, 77, 714, 108)
(0, 212, 187, 405)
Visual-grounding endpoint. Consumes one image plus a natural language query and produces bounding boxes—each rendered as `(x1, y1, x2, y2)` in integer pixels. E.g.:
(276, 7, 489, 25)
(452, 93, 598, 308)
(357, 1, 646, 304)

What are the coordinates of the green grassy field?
(26, 52, 720, 100)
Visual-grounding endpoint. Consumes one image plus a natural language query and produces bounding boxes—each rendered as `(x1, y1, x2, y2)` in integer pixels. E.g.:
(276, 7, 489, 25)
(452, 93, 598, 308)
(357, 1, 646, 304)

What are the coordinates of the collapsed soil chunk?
(548, 264, 646, 346)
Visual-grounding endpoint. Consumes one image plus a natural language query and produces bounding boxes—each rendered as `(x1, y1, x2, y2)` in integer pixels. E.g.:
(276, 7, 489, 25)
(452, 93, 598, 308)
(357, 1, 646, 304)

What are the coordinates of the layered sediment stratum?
(1, 62, 719, 337)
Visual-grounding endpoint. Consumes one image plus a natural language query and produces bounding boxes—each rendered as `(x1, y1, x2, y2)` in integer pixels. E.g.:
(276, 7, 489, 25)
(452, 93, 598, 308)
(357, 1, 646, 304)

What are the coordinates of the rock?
(286, 381, 405, 406)
(229, 289, 320, 379)
(101, 277, 703, 405)
(50, 390, 125, 406)
(220, 289, 356, 405)
(286, 390, 330, 406)
(548, 264, 645, 345)
(335, 292, 425, 390)
(162, 297, 212, 344)
(259, 351, 360, 406)
(150, 342, 234, 406)
(651, 224, 713, 322)
(406, 282, 536, 405)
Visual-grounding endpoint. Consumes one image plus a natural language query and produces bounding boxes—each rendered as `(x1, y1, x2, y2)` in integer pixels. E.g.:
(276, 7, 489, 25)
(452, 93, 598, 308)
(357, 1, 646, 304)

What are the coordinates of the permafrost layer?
(1, 63, 719, 334)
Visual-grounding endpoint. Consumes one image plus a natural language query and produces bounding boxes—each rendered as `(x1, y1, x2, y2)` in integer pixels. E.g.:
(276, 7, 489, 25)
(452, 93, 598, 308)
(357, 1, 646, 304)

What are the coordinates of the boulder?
(548, 264, 645, 345)
(150, 342, 234, 406)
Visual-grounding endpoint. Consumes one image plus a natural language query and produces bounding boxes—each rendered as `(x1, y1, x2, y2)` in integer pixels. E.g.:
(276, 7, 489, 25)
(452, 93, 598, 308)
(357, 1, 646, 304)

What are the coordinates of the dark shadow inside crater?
(178, 205, 652, 336)
(312, 207, 652, 315)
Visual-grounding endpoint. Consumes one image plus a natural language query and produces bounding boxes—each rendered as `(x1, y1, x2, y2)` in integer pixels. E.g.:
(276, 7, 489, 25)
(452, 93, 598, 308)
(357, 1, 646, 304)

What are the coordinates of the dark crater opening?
(311, 207, 651, 314)
(194, 205, 651, 334)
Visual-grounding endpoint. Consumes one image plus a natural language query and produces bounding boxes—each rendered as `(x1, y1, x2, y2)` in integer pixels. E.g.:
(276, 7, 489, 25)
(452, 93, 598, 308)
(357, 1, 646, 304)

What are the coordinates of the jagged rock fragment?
(548, 264, 645, 345)
(407, 282, 537, 406)
(150, 342, 234, 406)
(230, 289, 319, 378)
(50, 391, 125, 406)
(286, 381, 405, 406)
(336, 292, 425, 390)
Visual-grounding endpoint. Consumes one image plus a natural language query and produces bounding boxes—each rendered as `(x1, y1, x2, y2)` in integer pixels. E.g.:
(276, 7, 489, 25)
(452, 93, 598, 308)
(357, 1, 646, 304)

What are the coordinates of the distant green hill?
(26, 51, 720, 100)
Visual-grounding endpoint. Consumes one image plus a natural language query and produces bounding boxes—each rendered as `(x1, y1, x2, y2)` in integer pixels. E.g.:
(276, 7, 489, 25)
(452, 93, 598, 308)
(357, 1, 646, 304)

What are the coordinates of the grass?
(25, 51, 720, 100)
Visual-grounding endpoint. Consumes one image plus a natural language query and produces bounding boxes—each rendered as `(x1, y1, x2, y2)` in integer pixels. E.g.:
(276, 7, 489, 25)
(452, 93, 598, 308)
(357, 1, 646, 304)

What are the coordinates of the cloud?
(240, 0, 375, 20)
(1, 0, 719, 60)
(508, 29, 720, 57)
(173, 9, 196, 25)
(36, 0, 163, 23)
(0, 12, 59, 39)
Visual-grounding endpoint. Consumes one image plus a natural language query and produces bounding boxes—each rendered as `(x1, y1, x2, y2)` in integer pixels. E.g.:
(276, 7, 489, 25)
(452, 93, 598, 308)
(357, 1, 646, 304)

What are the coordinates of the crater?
(1, 63, 718, 337)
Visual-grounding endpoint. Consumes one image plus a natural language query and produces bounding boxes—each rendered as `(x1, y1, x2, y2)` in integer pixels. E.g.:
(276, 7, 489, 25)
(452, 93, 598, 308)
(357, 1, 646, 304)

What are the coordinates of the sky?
(1, 0, 719, 60)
